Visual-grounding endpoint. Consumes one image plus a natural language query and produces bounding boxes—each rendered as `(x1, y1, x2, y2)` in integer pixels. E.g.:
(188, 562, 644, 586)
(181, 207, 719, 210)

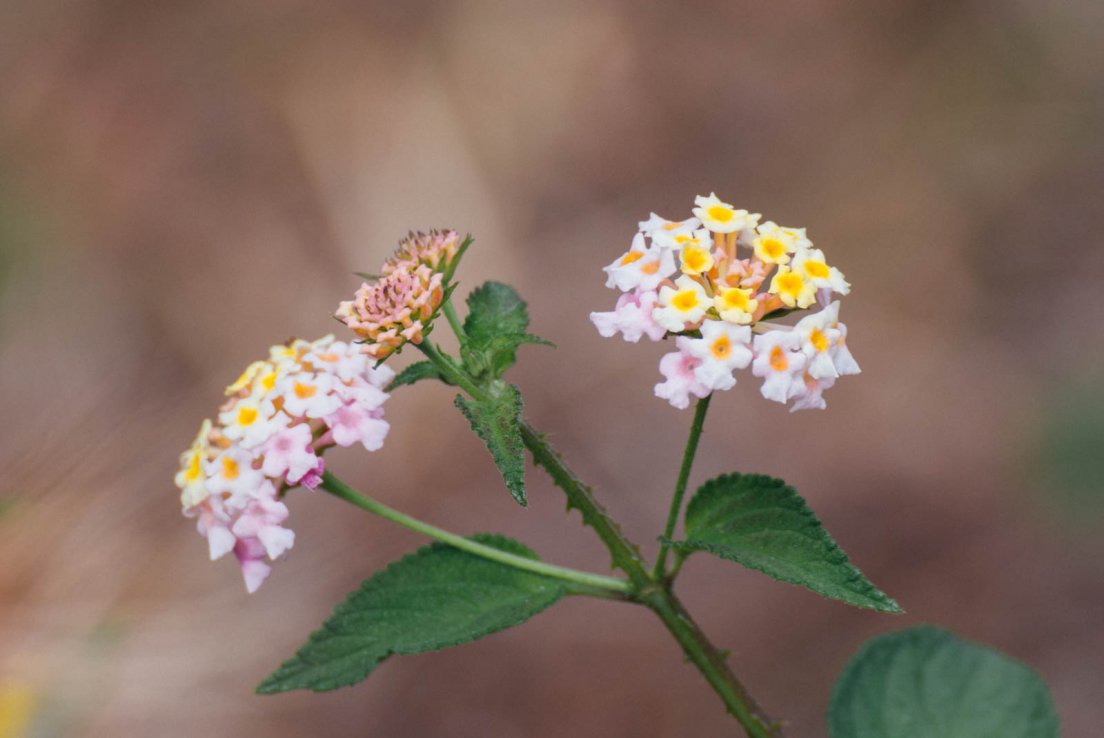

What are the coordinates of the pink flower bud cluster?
(335, 264, 445, 359)
(382, 229, 462, 275)
(174, 336, 393, 592)
(591, 194, 860, 411)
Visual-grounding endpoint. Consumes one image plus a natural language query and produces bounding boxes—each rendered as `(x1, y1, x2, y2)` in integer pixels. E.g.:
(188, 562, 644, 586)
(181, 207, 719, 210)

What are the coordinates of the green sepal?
(829, 626, 1059, 737)
(257, 534, 566, 694)
(665, 473, 901, 612)
(455, 385, 527, 506)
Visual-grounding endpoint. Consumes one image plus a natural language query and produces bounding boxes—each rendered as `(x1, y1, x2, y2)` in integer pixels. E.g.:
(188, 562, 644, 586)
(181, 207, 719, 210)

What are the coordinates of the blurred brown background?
(2, 1, 1103, 736)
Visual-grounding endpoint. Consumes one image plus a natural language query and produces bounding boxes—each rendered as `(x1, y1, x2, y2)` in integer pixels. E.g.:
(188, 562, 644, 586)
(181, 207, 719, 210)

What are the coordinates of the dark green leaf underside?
(667, 473, 900, 612)
(257, 534, 566, 694)
(829, 626, 1059, 738)
(386, 360, 445, 391)
(455, 387, 527, 506)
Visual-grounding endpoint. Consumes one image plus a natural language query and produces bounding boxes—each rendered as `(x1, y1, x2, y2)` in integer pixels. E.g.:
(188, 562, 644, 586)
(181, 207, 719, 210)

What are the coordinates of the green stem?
(643, 588, 781, 738)
(416, 340, 486, 400)
(442, 300, 466, 340)
(519, 419, 781, 737)
(318, 470, 633, 595)
(518, 422, 653, 590)
(654, 394, 712, 579)
(409, 340, 781, 736)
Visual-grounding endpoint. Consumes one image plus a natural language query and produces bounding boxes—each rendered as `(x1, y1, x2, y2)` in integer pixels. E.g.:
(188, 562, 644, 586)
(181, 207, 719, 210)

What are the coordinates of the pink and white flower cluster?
(174, 335, 393, 592)
(591, 194, 860, 411)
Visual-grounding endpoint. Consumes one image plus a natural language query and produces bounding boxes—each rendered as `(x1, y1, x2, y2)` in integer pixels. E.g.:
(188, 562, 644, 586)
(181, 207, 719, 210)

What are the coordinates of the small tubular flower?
(590, 289, 666, 343)
(769, 265, 817, 309)
(792, 248, 850, 295)
(752, 222, 797, 265)
(682, 321, 753, 391)
(655, 275, 710, 331)
(603, 233, 676, 292)
(751, 330, 808, 405)
(655, 341, 711, 409)
(174, 335, 392, 591)
(692, 193, 760, 234)
(593, 193, 860, 410)
(713, 285, 758, 325)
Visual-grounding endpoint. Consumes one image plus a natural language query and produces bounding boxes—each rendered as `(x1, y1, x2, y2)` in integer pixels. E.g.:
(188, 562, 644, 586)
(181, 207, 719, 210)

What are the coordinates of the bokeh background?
(2, 1, 1103, 736)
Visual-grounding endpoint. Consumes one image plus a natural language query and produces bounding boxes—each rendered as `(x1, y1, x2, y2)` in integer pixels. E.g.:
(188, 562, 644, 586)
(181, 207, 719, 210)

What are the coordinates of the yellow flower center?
(641, 260, 660, 275)
(620, 251, 645, 266)
(776, 272, 804, 297)
(720, 288, 751, 311)
(294, 381, 317, 399)
(710, 335, 731, 359)
(809, 327, 829, 353)
(185, 453, 202, 482)
(682, 246, 711, 274)
(708, 205, 734, 222)
(221, 456, 240, 481)
(672, 290, 700, 312)
(770, 346, 788, 371)
(237, 406, 258, 427)
(803, 260, 829, 279)
(761, 238, 786, 260)
(261, 372, 278, 392)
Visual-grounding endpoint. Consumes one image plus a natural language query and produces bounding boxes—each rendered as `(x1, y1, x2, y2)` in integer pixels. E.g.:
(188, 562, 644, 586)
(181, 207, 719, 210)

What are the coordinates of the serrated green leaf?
(455, 387, 526, 506)
(666, 473, 900, 612)
(464, 281, 530, 340)
(257, 534, 565, 694)
(461, 281, 550, 379)
(829, 626, 1059, 738)
(385, 360, 447, 391)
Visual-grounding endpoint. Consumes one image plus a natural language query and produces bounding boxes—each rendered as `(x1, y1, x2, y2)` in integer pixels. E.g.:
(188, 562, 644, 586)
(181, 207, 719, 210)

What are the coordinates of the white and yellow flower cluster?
(591, 194, 859, 410)
(175, 336, 393, 592)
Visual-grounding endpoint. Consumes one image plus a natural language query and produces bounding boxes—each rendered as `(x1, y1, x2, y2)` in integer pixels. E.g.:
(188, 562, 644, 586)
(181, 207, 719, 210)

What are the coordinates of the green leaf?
(257, 534, 565, 694)
(665, 473, 900, 612)
(461, 281, 549, 379)
(455, 386, 526, 506)
(829, 626, 1059, 738)
(385, 360, 447, 392)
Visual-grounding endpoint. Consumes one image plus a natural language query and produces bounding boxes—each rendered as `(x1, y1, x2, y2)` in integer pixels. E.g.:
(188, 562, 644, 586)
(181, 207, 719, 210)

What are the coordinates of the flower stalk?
(318, 470, 632, 595)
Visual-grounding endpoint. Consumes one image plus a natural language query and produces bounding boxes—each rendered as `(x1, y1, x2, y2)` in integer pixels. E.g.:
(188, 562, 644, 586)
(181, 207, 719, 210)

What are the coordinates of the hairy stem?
(520, 419, 783, 737)
(413, 338, 782, 736)
(654, 394, 712, 579)
(643, 588, 782, 738)
(442, 300, 466, 340)
(319, 470, 632, 594)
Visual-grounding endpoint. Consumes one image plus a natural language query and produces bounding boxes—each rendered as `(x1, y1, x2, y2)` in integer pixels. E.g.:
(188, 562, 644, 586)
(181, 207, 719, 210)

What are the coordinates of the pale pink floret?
(191, 495, 236, 561)
(790, 373, 836, 412)
(231, 484, 295, 560)
(234, 537, 272, 594)
(682, 321, 753, 391)
(654, 339, 711, 409)
(261, 424, 320, 485)
(590, 290, 667, 343)
(751, 330, 808, 405)
(325, 402, 390, 451)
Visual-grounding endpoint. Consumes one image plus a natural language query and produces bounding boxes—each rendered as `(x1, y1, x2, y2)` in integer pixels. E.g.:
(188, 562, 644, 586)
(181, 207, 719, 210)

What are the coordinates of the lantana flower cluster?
(591, 194, 859, 410)
(175, 336, 393, 591)
(335, 229, 461, 359)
